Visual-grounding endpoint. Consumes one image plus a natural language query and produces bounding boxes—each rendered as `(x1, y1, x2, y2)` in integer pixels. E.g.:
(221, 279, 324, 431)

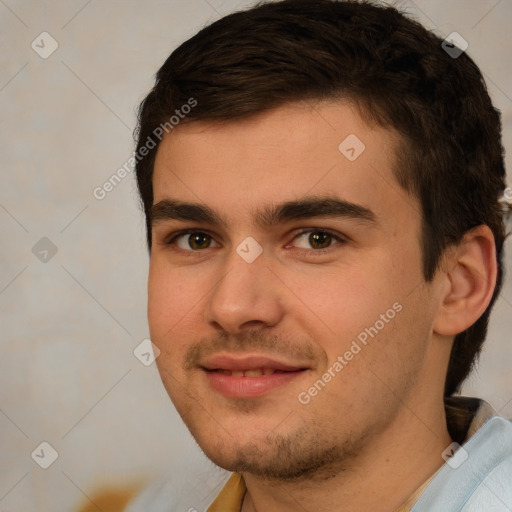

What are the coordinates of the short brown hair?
(134, 0, 507, 397)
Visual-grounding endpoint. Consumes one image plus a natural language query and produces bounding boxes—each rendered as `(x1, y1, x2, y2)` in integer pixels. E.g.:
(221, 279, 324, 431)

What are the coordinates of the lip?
(200, 353, 310, 399)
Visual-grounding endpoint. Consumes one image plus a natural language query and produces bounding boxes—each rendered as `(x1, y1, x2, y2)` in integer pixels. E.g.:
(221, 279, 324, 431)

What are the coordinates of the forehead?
(152, 100, 415, 227)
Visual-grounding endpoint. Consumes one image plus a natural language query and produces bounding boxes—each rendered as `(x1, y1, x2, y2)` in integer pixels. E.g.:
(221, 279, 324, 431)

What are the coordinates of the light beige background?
(1, 1, 511, 511)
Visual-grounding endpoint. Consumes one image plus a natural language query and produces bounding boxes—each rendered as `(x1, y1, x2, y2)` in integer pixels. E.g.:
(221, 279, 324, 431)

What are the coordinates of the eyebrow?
(151, 196, 377, 228)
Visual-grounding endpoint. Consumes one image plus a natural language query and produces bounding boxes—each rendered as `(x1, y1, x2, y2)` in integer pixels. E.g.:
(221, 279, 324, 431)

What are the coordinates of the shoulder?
(412, 415, 512, 511)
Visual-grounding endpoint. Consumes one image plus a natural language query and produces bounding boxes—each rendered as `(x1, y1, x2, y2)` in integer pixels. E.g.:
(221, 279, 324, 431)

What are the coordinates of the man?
(128, 0, 512, 510)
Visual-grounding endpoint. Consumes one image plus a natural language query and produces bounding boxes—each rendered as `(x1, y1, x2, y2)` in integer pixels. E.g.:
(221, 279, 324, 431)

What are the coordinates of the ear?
(433, 225, 497, 336)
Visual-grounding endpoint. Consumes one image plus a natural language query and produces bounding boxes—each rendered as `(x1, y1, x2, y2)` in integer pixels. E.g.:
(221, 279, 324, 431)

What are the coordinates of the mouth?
(211, 368, 295, 377)
(200, 354, 310, 398)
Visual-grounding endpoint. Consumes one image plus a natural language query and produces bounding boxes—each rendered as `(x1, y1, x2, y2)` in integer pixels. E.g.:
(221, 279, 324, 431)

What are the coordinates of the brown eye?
(291, 229, 344, 251)
(187, 233, 211, 250)
(173, 231, 218, 250)
(308, 231, 333, 249)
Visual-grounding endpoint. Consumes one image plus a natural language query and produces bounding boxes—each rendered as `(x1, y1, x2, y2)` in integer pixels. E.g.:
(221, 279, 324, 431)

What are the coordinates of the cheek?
(147, 261, 169, 333)
(148, 267, 191, 383)
(147, 259, 197, 338)
(284, 262, 389, 337)
(288, 257, 422, 372)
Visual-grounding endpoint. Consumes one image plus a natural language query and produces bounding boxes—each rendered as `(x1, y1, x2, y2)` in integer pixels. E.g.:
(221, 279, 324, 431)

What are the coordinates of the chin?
(188, 421, 361, 482)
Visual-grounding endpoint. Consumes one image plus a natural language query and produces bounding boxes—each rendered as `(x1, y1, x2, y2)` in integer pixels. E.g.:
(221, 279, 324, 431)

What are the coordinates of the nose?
(204, 248, 285, 334)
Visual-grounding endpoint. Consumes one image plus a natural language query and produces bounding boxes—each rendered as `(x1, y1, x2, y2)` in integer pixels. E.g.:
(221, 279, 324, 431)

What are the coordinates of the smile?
(200, 355, 309, 398)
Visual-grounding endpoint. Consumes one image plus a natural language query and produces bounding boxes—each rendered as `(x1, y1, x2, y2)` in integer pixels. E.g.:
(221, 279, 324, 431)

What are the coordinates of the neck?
(241, 399, 452, 512)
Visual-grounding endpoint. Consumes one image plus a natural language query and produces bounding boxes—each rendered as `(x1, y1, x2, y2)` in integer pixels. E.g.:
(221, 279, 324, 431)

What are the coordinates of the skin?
(147, 100, 496, 512)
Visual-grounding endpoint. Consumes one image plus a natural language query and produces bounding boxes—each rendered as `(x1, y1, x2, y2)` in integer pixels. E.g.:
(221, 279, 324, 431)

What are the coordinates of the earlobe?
(433, 225, 497, 336)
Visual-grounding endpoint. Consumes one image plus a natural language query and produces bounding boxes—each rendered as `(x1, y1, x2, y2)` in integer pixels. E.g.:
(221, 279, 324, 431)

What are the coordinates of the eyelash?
(163, 228, 347, 254)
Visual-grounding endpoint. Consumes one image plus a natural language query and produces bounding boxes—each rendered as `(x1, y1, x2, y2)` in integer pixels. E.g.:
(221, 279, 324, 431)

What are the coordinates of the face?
(148, 101, 441, 479)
